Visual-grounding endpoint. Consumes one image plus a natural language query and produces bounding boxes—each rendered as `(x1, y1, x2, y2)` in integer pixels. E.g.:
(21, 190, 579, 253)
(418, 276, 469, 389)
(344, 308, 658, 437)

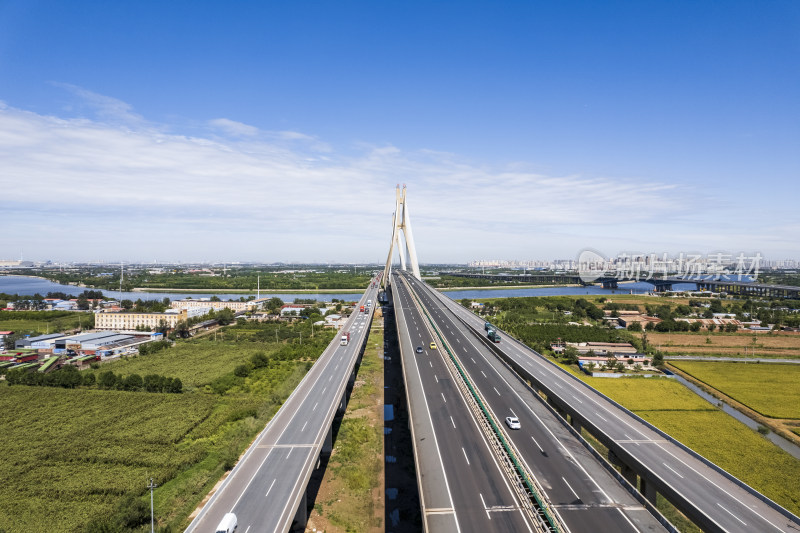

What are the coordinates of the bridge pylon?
(383, 185, 420, 287)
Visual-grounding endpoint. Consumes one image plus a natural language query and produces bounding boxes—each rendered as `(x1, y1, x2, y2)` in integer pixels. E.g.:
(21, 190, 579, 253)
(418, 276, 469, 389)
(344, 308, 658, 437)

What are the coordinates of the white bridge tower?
(383, 184, 420, 286)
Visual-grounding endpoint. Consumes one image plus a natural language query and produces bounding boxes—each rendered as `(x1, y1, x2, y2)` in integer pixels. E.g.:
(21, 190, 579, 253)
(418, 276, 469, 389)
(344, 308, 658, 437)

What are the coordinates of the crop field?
(0, 387, 215, 532)
(580, 374, 800, 516)
(0, 310, 93, 336)
(646, 331, 800, 358)
(0, 321, 335, 532)
(96, 339, 278, 388)
(668, 361, 800, 419)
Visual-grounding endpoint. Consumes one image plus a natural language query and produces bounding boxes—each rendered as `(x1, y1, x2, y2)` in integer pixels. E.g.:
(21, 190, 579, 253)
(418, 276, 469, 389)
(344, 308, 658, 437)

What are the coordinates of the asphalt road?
(185, 279, 380, 533)
(392, 273, 537, 533)
(405, 272, 800, 533)
(401, 273, 668, 533)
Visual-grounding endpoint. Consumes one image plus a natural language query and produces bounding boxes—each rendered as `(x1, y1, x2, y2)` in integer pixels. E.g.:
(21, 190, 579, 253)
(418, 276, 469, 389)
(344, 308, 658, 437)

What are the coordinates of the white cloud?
(50, 82, 146, 126)
(209, 118, 259, 137)
(1, 94, 792, 262)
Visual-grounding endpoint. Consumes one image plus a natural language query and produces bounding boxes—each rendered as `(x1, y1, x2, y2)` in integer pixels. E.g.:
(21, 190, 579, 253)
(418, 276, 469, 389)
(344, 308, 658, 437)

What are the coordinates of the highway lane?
(186, 279, 380, 533)
(403, 273, 668, 533)
(407, 273, 800, 533)
(393, 273, 536, 533)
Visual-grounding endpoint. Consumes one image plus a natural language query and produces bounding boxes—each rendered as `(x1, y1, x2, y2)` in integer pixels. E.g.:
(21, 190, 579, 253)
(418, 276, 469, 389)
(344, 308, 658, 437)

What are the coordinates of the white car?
(505, 416, 521, 430)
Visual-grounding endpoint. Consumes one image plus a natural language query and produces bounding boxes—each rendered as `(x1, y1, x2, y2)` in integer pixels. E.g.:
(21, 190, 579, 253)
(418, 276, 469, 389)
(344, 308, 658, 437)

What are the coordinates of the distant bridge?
(443, 272, 800, 299)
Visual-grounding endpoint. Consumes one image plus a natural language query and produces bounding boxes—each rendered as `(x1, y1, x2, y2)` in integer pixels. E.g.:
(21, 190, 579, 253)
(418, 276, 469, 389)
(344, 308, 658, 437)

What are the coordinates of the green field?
(0, 310, 94, 337)
(580, 374, 800, 516)
(668, 361, 800, 419)
(0, 321, 336, 532)
(0, 387, 215, 532)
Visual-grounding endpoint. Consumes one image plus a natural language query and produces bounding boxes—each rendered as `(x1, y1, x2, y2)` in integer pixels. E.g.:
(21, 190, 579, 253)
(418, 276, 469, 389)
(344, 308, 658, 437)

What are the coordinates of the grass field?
(668, 361, 800, 419)
(577, 373, 800, 516)
(95, 338, 280, 388)
(307, 320, 384, 532)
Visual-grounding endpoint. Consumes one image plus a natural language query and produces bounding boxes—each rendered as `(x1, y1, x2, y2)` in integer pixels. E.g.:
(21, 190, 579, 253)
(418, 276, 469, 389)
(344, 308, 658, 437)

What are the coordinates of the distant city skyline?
(1, 1, 798, 262)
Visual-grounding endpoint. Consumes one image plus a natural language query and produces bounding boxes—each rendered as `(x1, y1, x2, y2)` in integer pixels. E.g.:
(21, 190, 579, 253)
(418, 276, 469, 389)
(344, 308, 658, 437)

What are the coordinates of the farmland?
(579, 374, 800, 516)
(0, 321, 336, 532)
(668, 361, 800, 419)
(646, 331, 800, 359)
(0, 310, 94, 337)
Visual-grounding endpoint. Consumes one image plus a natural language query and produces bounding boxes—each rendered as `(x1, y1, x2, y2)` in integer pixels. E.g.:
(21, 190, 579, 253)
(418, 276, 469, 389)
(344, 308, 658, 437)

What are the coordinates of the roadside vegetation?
(0, 319, 336, 532)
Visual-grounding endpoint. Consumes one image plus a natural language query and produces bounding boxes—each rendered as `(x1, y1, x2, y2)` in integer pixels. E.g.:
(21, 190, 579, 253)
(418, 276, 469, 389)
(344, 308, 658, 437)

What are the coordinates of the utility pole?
(147, 478, 157, 533)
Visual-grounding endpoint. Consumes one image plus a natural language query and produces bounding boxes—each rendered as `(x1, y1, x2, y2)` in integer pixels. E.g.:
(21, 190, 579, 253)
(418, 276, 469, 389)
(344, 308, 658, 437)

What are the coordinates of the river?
(0, 275, 700, 303)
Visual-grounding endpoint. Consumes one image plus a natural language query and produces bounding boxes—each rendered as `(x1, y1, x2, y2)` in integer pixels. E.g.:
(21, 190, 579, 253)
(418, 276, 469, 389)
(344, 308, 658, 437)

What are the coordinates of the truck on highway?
(367, 299, 372, 308)
(360, 305, 365, 313)
(215, 512, 237, 533)
(487, 329, 501, 343)
(484, 322, 492, 331)
(340, 332, 351, 346)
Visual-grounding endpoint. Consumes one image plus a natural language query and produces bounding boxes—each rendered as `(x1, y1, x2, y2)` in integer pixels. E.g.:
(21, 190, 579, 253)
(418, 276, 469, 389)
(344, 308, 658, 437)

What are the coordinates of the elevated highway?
(392, 273, 540, 532)
(403, 272, 800, 533)
(396, 272, 671, 533)
(185, 278, 380, 533)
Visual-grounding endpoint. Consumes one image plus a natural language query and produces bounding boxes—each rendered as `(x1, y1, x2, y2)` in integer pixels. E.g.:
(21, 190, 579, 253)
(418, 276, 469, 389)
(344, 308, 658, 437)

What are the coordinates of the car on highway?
(429, 342, 437, 350)
(505, 416, 521, 430)
(415, 346, 423, 353)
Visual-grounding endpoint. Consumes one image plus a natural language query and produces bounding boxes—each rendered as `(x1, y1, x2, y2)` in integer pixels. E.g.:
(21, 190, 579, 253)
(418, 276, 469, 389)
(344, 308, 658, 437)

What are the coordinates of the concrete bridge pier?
(547, 396, 566, 418)
(602, 280, 618, 290)
(292, 490, 308, 531)
(639, 475, 658, 505)
(608, 450, 638, 487)
(569, 414, 581, 433)
(322, 425, 333, 454)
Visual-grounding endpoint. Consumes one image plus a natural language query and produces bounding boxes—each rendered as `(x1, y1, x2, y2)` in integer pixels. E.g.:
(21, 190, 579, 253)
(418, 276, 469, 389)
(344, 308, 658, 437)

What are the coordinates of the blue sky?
(1, 1, 798, 263)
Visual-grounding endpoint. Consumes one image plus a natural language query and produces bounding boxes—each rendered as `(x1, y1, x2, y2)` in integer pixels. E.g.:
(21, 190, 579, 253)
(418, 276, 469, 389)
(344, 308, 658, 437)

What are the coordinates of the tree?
(123, 374, 143, 391)
(82, 372, 96, 387)
(562, 346, 579, 365)
(707, 324, 716, 332)
(216, 308, 235, 325)
(211, 295, 221, 302)
(98, 370, 117, 389)
(653, 351, 664, 366)
(627, 321, 642, 332)
(166, 377, 182, 393)
(120, 299, 134, 310)
(234, 364, 251, 377)
(76, 295, 90, 310)
(690, 322, 702, 332)
(614, 361, 625, 373)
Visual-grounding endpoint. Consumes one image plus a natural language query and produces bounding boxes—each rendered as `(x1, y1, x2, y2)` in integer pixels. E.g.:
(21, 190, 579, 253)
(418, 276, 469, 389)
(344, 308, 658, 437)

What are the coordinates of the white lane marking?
(479, 493, 491, 520)
(562, 476, 580, 500)
(493, 387, 501, 396)
(462, 447, 471, 465)
(624, 433, 640, 446)
(441, 392, 447, 403)
(265, 479, 276, 497)
(321, 387, 326, 394)
(481, 371, 487, 378)
(717, 503, 747, 526)
(471, 357, 476, 363)
(530, 435, 544, 453)
(596, 413, 607, 422)
(312, 402, 318, 412)
(554, 382, 563, 389)
(301, 421, 307, 432)
(510, 409, 517, 417)
(429, 361, 433, 367)
(286, 448, 293, 459)
(245, 526, 251, 533)
(662, 462, 684, 479)
(435, 374, 439, 383)
(328, 375, 333, 382)
(571, 395, 583, 404)
(450, 416, 456, 428)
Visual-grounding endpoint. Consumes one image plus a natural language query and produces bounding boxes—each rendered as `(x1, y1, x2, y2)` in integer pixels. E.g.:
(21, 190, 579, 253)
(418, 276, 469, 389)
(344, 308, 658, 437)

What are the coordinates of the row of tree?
(4, 365, 182, 393)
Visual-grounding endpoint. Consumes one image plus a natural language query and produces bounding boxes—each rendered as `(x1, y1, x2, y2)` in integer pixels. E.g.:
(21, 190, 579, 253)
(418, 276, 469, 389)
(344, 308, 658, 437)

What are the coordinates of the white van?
(215, 512, 237, 533)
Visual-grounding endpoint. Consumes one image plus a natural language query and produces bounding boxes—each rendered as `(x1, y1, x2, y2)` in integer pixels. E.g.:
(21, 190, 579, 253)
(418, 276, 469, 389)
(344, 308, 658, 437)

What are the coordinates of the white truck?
(215, 512, 237, 533)
(340, 331, 351, 346)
